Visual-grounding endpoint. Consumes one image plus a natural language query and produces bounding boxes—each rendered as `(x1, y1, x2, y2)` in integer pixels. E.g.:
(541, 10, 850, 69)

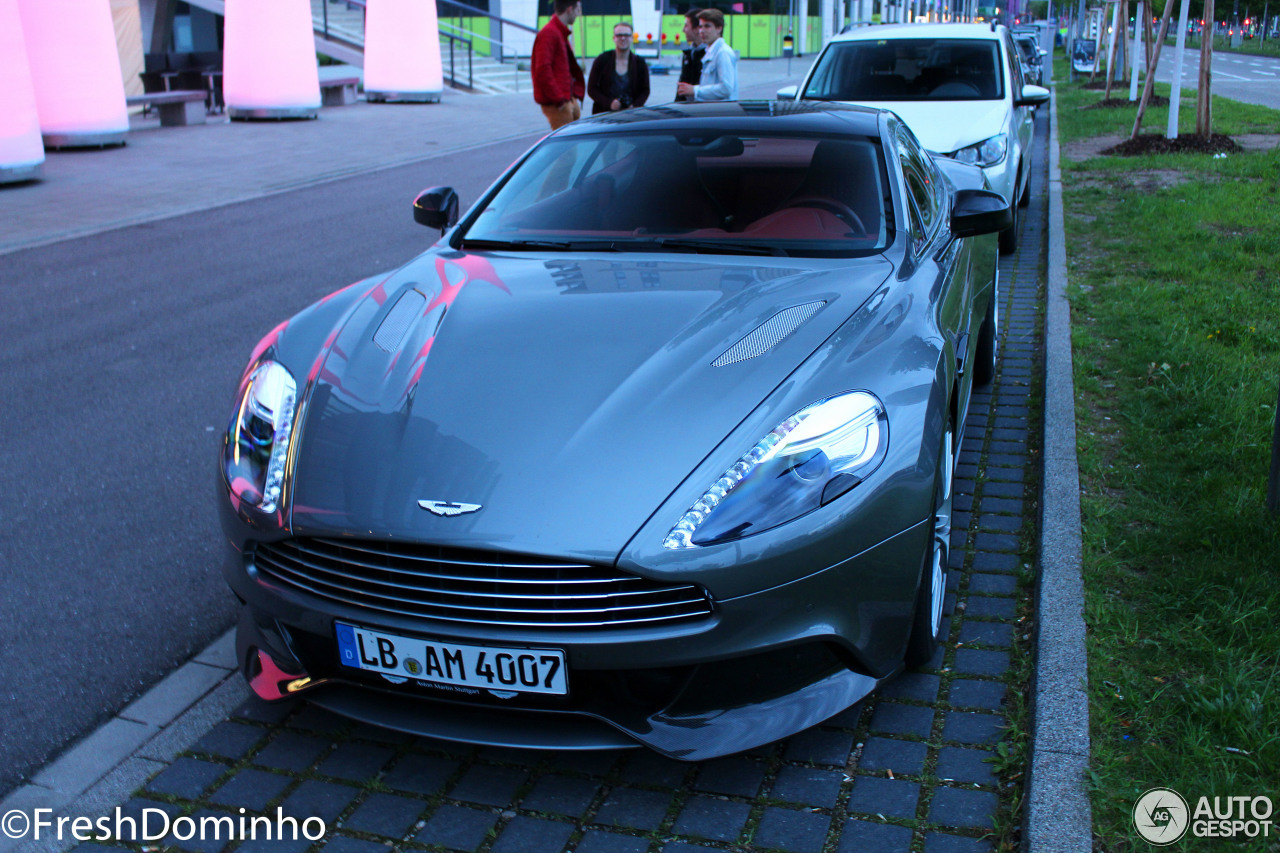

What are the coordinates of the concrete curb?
(1024, 89, 1093, 852)
(0, 631, 248, 853)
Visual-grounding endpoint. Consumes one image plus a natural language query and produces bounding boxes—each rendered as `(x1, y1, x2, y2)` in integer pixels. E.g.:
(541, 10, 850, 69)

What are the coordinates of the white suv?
(782, 23, 1050, 254)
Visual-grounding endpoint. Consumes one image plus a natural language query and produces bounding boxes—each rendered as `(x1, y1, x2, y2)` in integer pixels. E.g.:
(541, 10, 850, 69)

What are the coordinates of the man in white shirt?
(675, 9, 738, 102)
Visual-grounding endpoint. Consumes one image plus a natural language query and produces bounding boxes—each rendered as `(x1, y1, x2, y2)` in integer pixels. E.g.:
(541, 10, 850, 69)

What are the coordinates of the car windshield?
(802, 38, 1005, 101)
(458, 131, 892, 258)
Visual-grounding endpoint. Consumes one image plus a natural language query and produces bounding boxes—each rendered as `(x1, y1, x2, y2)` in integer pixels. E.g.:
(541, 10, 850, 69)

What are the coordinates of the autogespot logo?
(1133, 787, 1190, 845)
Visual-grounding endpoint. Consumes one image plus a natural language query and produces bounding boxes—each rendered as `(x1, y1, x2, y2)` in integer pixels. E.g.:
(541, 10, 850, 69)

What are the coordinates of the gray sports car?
(219, 101, 1010, 760)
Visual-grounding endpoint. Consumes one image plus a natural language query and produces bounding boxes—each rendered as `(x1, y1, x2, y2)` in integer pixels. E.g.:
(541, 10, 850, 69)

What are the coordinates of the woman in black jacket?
(587, 22, 650, 114)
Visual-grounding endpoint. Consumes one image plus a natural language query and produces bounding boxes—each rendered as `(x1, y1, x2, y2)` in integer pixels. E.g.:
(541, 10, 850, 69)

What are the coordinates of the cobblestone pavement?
(69, 110, 1052, 853)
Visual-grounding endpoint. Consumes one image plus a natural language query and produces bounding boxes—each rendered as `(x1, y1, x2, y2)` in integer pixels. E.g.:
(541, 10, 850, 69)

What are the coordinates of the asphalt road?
(1150, 47, 1280, 109)
(0, 135, 538, 796)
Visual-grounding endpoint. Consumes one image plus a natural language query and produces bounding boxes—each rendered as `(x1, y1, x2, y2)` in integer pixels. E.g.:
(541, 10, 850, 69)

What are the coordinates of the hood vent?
(373, 288, 427, 353)
(713, 301, 826, 367)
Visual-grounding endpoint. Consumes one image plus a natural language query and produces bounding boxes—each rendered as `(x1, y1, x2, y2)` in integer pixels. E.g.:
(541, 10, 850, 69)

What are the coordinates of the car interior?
(469, 134, 892, 250)
(804, 39, 1004, 101)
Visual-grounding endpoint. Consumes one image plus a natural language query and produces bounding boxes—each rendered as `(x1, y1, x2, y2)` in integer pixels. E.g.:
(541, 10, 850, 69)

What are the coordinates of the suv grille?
(253, 538, 713, 629)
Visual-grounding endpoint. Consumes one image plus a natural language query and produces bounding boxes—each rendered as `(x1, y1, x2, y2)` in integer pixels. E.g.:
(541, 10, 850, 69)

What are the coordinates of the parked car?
(780, 22, 1050, 254)
(218, 101, 1010, 760)
(1012, 31, 1046, 85)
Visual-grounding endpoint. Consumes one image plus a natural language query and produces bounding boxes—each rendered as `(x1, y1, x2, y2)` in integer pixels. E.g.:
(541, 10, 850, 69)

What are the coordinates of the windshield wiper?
(461, 238, 787, 256)
(460, 238, 578, 251)
(630, 239, 788, 257)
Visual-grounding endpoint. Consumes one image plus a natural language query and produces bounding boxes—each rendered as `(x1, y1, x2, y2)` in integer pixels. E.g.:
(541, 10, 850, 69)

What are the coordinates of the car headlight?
(223, 360, 297, 514)
(951, 134, 1008, 168)
(664, 391, 888, 549)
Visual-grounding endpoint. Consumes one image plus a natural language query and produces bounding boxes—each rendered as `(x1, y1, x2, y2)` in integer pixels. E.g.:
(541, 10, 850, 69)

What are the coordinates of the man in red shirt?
(531, 0, 586, 130)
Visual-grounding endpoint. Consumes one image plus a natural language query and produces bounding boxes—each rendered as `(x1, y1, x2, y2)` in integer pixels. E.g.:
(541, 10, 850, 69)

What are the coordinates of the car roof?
(831, 22, 1005, 43)
(552, 100, 888, 138)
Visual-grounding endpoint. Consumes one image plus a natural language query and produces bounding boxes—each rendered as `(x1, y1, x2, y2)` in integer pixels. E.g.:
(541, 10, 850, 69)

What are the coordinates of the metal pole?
(1130, 0, 1143, 100)
(1167, 0, 1190, 137)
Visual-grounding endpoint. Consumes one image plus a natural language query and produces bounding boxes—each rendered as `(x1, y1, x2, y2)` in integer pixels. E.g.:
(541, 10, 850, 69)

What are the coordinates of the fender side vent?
(713, 301, 826, 367)
(373, 289, 427, 352)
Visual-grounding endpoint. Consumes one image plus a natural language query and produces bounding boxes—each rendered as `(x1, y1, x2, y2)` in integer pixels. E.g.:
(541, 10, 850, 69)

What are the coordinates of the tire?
(972, 271, 999, 386)
(1017, 167, 1031, 208)
(905, 421, 954, 668)
(998, 197, 1018, 255)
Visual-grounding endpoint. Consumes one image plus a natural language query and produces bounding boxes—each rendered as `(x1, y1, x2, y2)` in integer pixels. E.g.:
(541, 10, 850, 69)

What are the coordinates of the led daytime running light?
(260, 384, 296, 513)
(662, 413, 804, 550)
(232, 361, 297, 515)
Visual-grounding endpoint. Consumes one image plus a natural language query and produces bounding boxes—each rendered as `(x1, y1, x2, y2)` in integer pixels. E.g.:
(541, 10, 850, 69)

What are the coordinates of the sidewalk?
(0, 63, 1088, 853)
(0, 57, 809, 256)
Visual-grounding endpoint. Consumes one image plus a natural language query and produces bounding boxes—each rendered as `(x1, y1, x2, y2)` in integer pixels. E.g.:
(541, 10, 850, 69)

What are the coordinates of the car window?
(461, 131, 893, 258)
(803, 38, 1005, 101)
(896, 128, 943, 254)
(1003, 34, 1025, 93)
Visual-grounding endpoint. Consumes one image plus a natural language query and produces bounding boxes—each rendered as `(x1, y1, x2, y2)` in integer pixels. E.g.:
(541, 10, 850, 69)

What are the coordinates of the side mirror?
(413, 186, 459, 234)
(1015, 84, 1051, 107)
(951, 189, 1012, 238)
(776, 84, 799, 101)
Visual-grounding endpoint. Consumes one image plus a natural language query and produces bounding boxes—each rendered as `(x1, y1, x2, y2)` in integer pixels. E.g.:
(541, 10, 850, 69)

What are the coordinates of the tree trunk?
(1144, 4, 1154, 69)
(1105, 2, 1122, 97)
(1197, 0, 1214, 137)
(1121, 0, 1131, 85)
(1132, 0, 1177, 137)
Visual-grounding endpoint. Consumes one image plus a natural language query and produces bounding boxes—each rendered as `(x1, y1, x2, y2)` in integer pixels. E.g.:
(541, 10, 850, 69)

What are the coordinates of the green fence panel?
(735, 14, 763, 57)
(660, 14, 688, 53)
(582, 15, 606, 58)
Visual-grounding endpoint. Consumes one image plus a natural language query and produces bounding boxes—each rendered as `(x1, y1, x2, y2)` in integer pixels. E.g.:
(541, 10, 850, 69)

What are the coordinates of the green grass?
(1055, 71, 1280, 850)
(1050, 56, 1280, 141)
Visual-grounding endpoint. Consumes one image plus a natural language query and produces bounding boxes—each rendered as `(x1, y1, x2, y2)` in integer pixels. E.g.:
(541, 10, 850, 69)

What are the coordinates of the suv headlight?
(664, 391, 888, 549)
(223, 360, 297, 514)
(951, 133, 1008, 168)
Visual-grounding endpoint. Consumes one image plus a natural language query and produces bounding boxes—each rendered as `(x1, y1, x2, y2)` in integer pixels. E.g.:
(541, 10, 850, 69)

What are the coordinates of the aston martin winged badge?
(418, 500, 482, 517)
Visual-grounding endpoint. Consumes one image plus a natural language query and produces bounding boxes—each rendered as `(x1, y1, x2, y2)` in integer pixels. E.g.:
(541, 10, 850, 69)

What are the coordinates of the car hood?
(876, 100, 1010, 154)
(288, 249, 892, 561)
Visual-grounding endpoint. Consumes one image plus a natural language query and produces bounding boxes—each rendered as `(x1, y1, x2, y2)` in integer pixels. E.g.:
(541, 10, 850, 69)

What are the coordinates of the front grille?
(253, 538, 713, 629)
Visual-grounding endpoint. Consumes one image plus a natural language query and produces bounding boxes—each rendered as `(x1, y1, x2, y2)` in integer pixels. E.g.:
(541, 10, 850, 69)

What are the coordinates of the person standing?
(676, 8, 738, 102)
(674, 10, 704, 103)
(587, 22, 651, 114)
(531, 0, 586, 130)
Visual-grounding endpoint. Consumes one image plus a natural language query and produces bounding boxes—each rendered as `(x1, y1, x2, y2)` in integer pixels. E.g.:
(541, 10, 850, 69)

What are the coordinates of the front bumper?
(227, 519, 928, 761)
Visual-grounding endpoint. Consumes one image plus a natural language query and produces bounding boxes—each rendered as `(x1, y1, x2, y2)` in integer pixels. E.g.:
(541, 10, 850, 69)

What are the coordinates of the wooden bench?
(126, 90, 208, 127)
(318, 66, 362, 106)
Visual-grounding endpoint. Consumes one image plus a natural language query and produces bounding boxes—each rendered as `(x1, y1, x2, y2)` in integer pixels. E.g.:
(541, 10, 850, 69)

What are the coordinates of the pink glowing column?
(364, 0, 444, 103)
(223, 0, 321, 119)
(18, 0, 128, 149)
(0, 0, 44, 181)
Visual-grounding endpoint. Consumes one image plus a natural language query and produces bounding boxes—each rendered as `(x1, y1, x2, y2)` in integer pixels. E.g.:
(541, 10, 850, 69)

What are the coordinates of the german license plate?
(334, 622, 568, 695)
